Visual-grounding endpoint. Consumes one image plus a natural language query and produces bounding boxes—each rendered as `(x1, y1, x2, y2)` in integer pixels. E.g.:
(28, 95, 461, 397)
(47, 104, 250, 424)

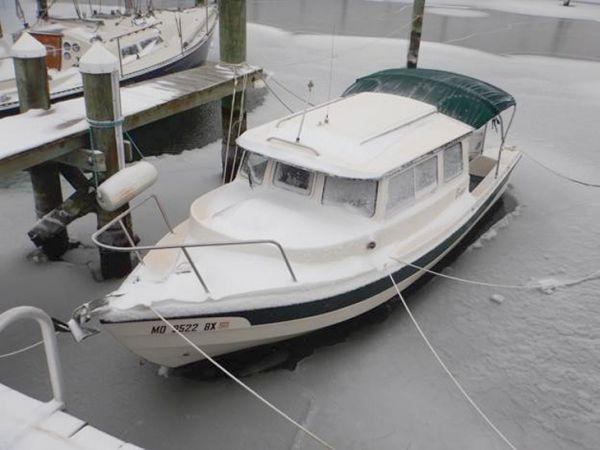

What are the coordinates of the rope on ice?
(0, 331, 60, 359)
(387, 274, 517, 450)
(148, 305, 335, 450)
(523, 151, 600, 188)
(390, 256, 532, 289)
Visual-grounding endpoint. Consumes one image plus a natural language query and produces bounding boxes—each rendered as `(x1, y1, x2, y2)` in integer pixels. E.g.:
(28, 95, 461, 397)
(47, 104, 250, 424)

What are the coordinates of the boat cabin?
(235, 69, 516, 222)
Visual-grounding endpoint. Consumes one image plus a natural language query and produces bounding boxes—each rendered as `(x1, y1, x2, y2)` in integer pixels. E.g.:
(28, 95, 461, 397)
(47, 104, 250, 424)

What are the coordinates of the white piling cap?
(11, 32, 47, 59)
(80, 42, 119, 74)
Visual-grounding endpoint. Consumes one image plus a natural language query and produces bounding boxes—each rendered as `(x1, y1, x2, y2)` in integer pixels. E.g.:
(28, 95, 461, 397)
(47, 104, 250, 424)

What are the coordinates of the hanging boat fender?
(96, 161, 158, 212)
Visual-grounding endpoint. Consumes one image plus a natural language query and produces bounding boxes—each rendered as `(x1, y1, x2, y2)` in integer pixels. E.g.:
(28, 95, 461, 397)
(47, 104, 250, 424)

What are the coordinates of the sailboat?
(0, 0, 217, 115)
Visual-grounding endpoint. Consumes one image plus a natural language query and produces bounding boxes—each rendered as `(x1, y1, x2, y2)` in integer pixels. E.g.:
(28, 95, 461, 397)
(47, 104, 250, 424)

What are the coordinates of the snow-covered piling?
(219, 0, 247, 182)
(80, 43, 133, 279)
(12, 33, 69, 259)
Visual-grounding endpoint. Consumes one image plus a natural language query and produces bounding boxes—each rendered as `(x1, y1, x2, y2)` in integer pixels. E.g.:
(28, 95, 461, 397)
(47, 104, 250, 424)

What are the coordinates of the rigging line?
(387, 275, 517, 450)
(390, 257, 531, 289)
(124, 130, 146, 160)
(231, 72, 249, 182)
(269, 18, 415, 70)
(522, 151, 600, 188)
(0, 332, 60, 359)
(222, 71, 239, 184)
(148, 306, 335, 450)
(262, 76, 295, 113)
(270, 77, 315, 107)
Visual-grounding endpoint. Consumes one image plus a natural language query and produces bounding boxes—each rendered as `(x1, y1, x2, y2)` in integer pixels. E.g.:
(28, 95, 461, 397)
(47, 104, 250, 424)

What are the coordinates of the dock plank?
(0, 382, 144, 450)
(0, 62, 262, 175)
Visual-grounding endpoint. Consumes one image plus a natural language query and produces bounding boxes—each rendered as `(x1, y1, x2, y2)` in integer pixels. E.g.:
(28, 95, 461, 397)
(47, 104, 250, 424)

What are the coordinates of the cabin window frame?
(384, 166, 416, 217)
(321, 175, 379, 218)
(273, 162, 315, 196)
(413, 153, 439, 198)
(238, 150, 270, 185)
(443, 142, 464, 183)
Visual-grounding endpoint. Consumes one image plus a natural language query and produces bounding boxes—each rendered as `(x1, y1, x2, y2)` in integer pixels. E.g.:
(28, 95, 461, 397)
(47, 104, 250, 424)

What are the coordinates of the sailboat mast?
(37, 0, 49, 19)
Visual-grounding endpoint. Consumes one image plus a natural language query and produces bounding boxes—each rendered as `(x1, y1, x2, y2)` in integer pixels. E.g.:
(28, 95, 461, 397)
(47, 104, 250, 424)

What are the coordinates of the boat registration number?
(149, 317, 249, 335)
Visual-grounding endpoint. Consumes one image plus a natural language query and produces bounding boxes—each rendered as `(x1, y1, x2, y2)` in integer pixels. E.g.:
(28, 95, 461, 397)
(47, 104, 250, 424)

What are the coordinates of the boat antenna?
(296, 80, 314, 143)
(324, 26, 336, 125)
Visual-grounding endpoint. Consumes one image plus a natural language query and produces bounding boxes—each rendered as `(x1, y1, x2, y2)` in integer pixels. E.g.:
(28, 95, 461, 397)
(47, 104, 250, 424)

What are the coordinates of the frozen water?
(1, 1, 600, 450)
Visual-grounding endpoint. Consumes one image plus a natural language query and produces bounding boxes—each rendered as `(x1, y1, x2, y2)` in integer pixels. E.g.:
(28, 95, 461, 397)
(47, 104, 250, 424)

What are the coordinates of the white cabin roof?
(237, 92, 474, 179)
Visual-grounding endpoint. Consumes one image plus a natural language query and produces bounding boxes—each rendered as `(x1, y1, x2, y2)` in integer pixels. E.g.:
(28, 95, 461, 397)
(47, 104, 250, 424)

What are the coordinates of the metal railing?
(91, 195, 298, 294)
(0, 307, 65, 406)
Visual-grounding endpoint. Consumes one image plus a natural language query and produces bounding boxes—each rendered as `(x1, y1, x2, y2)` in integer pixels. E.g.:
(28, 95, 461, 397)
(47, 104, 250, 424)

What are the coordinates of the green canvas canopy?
(342, 68, 516, 129)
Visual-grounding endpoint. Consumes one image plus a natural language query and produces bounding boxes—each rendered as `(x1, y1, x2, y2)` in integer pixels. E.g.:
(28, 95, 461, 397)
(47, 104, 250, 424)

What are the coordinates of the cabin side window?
(274, 163, 314, 195)
(443, 143, 463, 182)
(121, 44, 139, 57)
(322, 176, 378, 217)
(239, 151, 269, 184)
(414, 155, 438, 195)
(386, 168, 415, 214)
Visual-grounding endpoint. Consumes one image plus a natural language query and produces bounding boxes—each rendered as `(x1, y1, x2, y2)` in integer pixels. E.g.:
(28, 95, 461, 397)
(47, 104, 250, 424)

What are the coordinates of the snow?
(426, 6, 490, 19)
(375, 0, 600, 22)
(0, 64, 257, 159)
(79, 42, 119, 75)
(1, 4, 600, 450)
(239, 93, 473, 179)
(10, 32, 46, 59)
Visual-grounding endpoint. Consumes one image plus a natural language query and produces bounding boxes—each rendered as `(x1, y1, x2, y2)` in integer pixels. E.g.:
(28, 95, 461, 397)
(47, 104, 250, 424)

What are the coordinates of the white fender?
(97, 161, 158, 212)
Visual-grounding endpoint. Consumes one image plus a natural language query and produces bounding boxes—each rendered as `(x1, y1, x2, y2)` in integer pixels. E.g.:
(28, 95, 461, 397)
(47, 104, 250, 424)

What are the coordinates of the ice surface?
(376, 0, 600, 22)
(1, 6, 600, 450)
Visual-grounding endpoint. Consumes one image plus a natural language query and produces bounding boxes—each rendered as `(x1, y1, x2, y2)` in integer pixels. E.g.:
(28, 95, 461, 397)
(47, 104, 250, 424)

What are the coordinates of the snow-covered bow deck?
(0, 62, 262, 175)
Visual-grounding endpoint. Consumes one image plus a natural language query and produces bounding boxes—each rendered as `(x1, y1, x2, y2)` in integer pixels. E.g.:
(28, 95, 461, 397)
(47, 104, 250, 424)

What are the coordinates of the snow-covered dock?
(0, 306, 144, 450)
(1, 384, 143, 450)
(0, 62, 261, 175)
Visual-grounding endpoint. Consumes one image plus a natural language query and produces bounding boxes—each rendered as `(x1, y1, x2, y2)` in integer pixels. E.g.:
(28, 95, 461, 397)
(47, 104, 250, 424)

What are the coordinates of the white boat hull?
(102, 162, 517, 368)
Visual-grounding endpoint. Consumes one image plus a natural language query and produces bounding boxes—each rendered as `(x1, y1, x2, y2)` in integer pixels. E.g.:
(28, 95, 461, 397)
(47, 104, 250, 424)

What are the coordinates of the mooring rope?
(390, 257, 532, 290)
(87, 116, 125, 189)
(148, 305, 334, 449)
(222, 70, 239, 185)
(231, 72, 250, 181)
(522, 151, 600, 188)
(387, 274, 517, 450)
(262, 74, 295, 113)
(124, 130, 147, 160)
(0, 332, 60, 359)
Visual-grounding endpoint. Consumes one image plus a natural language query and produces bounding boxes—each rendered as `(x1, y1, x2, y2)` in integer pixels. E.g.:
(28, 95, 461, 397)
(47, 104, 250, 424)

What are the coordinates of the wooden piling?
(407, 0, 425, 69)
(219, 0, 247, 182)
(80, 43, 133, 279)
(12, 33, 69, 259)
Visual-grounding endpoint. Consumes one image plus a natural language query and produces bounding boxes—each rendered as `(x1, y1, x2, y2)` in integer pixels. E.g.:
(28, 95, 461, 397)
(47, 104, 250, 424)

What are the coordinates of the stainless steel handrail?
(91, 195, 298, 294)
(0, 307, 65, 405)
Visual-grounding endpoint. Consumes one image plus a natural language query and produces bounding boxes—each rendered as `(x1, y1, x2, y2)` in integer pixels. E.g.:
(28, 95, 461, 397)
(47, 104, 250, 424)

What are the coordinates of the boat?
(0, 1, 217, 116)
(70, 69, 522, 368)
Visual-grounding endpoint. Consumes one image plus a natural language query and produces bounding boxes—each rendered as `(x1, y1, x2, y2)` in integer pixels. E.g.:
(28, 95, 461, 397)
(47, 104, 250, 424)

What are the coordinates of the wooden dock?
(0, 62, 262, 175)
(1, 383, 143, 450)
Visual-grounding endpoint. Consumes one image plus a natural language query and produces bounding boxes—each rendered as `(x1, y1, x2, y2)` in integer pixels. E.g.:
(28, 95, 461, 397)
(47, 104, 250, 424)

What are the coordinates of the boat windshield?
(273, 163, 314, 195)
(322, 176, 378, 217)
(240, 151, 269, 184)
